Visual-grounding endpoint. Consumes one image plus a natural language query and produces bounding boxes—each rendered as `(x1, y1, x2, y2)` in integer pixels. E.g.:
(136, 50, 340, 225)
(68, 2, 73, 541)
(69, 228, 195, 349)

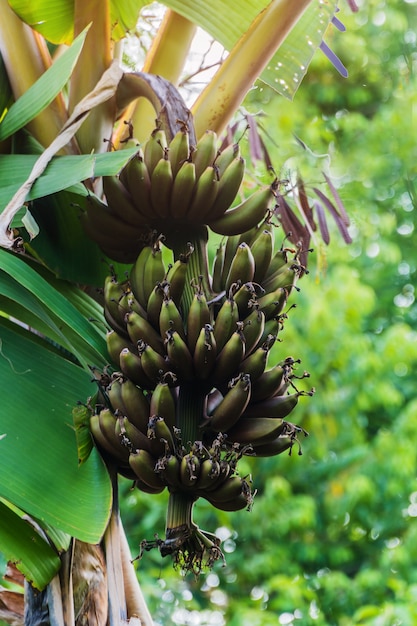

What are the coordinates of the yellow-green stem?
(69, 0, 115, 154)
(166, 491, 195, 531)
(168, 225, 212, 318)
(192, 0, 313, 139)
(177, 382, 206, 447)
(117, 9, 196, 146)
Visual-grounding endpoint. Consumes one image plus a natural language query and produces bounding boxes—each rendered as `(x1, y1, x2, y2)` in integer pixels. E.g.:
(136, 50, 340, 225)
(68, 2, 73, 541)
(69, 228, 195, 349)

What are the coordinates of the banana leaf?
(0, 319, 112, 546)
(0, 28, 88, 142)
(9, 0, 338, 99)
(0, 499, 62, 590)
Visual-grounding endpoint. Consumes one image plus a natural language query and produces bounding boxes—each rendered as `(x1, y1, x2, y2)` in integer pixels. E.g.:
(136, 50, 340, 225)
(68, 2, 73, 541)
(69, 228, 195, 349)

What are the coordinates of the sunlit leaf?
(0, 28, 88, 141)
(0, 499, 61, 590)
(164, 0, 337, 98)
(0, 321, 112, 544)
(9, 0, 147, 44)
(0, 249, 108, 369)
(0, 149, 138, 209)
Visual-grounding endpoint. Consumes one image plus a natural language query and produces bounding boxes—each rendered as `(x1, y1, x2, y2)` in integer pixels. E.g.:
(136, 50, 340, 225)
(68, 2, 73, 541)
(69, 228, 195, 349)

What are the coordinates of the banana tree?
(0, 1, 352, 623)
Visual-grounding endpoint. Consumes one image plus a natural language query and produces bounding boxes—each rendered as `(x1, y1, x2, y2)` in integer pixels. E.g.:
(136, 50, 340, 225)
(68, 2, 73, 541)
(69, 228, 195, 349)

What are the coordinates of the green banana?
(207, 373, 251, 432)
(186, 285, 211, 352)
(137, 340, 170, 384)
(250, 358, 297, 403)
(98, 408, 130, 460)
(81, 195, 144, 260)
(169, 160, 196, 219)
(150, 156, 174, 219)
(103, 275, 129, 331)
(103, 175, 148, 228)
(205, 492, 249, 512)
(144, 242, 168, 306)
(195, 458, 221, 491)
(209, 156, 245, 220)
(168, 128, 190, 177)
(208, 186, 272, 236)
(213, 142, 240, 176)
(143, 128, 168, 175)
(134, 477, 166, 495)
(180, 452, 200, 487)
(106, 331, 134, 368)
(238, 344, 269, 381)
(164, 329, 194, 382)
(262, 263, 301, 295)
(203, 475, 244, 503)
(211, 242, 225, 293)
(147, 415, 177, 454)
(249, 435, 294, 457)
(220, 234, 241, 289)
(226, 416, 285, 445)
(257, 286, 289, 321)
(116, 416, 152, 453)
(263, 246, 291, 280)
(106, 376, 126, 415)
(232, 281, 258, 320)
(120, 378, 151, 433)
(250, 227, 274, 284)
(159, 295, 187, 342)
(165, 251, 192, 306)
(129, 245, 153, 308)
(119, 347, 154, 390)
(187, 165, 219, 222)
(149, 379, 177, 430)
(225, 242, 256, 292)
(157, 453, 182, 489)
(90, 412, 128, 464)
(213, 296, 239, 352)
(193, 323, 217, 380)
(120, 149, 153, 220)
(241, 308, 266, 355)
(242, 391, 310, 419)
(146, 281, 168, 330)
(192, 130, 217, 178)
(125, 310, 165, 356)
(129, 449, 165, 490)
(212, 327, 246, 386)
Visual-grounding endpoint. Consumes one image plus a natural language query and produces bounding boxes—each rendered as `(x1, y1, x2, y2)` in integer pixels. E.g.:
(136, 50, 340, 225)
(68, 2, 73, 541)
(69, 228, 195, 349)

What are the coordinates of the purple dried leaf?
(319, 41, 348, 78)
(259, 134, 274, 172)
(314, 200, 330, 245)
(322, 172, 350, 227)
(245, 114, 263, 163)
(313, 187, 352, 244)
(346, 0, 359, 12)
(297, 175, 316, 231)
(275, 194, 306, 241)
(331, 14, 346, 32)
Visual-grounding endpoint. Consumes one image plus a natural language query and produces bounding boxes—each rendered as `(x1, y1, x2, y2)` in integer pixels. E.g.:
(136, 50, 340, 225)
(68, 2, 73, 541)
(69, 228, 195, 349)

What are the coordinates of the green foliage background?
(118, 1, 417, 624)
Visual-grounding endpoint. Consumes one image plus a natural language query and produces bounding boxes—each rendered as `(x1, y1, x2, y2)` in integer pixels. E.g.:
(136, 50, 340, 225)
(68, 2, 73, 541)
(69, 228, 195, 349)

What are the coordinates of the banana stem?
(192, 0, 313, 139)
(69, 0, 115, 154)
(166, 491, 195, 531)
(118, 9, 197, 145)
(177, 382, 206, 447)
(169, 225, 212, 317)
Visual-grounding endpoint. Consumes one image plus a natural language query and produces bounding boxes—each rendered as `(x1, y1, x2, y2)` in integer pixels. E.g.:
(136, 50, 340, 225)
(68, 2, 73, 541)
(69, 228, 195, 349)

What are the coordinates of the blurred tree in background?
(115, 1, 417, 624)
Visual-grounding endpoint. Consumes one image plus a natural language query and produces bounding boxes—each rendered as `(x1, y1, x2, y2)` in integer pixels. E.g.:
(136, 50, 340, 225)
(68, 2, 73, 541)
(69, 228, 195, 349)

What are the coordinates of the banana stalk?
(192, 0, 313, 139)
(69, 0, 114, 154)
(116, 9, 197, 146)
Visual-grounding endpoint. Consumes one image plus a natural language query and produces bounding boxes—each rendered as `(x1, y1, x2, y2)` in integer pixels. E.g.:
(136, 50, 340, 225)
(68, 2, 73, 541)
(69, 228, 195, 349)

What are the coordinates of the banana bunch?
(95, 226, 312, 488)
(81, 126, 274, 263)
(87, 119, 315, 575)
